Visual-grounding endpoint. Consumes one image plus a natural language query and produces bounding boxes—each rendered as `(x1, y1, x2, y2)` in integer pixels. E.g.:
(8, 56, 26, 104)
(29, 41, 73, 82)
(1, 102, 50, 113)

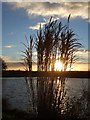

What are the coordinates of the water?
(2, 77, 88, 113)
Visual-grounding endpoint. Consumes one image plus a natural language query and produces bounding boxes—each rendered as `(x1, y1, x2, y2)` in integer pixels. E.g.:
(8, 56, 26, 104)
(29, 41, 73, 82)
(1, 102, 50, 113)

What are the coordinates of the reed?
(35, 15, 84, 118)
(35, 24, 44, 71)
(21, 15, 84, 119)
(21, 35, 33, 71)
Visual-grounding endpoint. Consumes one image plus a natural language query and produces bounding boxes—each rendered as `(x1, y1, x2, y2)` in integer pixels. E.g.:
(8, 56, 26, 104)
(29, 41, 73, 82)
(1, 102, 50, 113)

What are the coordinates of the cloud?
(4, 45, 13, 48)
(49, 0, 89, 2)
(1, 0, 89, 2)
(29, 16, 60, 30)
(2, 55, 21, 62)
(2, 55, 13, 62)
(75, 50, 89, 63)
(72, 63, 88, 71)
(2, 0, 42, 2)
(9, 2, 88, 21)
(9, 32, 14, 35)
(29, 22, 46, 30)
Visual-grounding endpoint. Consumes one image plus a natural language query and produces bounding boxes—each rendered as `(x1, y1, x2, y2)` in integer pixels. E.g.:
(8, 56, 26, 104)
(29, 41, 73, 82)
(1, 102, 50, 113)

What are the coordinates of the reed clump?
(21, 15, 87, 119)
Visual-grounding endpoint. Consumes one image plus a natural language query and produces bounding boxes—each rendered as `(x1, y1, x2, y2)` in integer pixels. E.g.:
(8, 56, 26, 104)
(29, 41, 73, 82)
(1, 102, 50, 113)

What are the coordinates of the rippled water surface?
(2, 77, 88, 112)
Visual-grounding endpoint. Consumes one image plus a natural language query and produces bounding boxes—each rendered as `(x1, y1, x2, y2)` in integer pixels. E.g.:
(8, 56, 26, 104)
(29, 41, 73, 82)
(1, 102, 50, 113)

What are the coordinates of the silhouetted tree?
(0, 58, 7, 70)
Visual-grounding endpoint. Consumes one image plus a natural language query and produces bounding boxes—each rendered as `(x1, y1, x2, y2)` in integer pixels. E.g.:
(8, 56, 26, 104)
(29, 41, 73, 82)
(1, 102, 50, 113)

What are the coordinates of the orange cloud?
(7, 62, 37, 71)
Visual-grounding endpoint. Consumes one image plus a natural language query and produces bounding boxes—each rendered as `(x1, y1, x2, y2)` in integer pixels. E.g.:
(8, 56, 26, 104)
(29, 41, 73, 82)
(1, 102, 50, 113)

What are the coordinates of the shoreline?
(2, 71, 90, 78)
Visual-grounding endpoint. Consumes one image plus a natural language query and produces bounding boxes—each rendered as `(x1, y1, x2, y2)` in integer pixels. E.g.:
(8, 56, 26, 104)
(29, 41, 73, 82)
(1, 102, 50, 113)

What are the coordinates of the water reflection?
(24, 77, 37, 113)
(2, 77, 89, 118)
(24, 77, 88, 118)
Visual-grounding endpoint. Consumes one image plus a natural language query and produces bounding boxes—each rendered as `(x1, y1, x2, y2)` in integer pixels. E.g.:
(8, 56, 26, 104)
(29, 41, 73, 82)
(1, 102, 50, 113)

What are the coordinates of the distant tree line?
(22, 15, 83, 71)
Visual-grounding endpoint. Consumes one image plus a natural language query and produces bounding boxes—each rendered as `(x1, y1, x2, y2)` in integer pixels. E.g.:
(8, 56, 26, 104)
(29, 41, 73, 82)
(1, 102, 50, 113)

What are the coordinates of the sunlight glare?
(55, 60, 63, 71)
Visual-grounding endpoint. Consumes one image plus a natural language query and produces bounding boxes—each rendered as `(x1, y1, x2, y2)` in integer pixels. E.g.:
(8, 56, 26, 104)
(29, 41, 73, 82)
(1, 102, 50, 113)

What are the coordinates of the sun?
(55, 60, 63, 71)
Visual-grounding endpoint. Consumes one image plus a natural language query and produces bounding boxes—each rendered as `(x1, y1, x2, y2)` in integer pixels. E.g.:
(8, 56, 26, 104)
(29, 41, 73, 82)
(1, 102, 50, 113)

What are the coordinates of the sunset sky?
(1, 1, 90, 71)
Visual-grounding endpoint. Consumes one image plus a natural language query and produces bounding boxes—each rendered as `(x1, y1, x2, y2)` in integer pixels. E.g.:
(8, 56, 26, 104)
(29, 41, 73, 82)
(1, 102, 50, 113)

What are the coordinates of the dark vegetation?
(0, 58, 7, 70)
(2, 99, 37, 120)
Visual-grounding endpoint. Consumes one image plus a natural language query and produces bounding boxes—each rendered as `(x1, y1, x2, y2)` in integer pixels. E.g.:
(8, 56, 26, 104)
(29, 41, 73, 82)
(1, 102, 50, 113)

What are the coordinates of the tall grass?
(21, 35, 37, 113)
(35, 16, 83, 72)
(35, 25, 44, 71)
(21, 35, 33, 71)
(21, 15, 86, 119)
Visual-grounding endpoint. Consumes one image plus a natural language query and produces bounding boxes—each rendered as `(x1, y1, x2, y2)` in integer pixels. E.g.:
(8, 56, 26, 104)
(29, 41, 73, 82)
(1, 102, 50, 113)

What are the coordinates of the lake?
(2, 77, 89, 115)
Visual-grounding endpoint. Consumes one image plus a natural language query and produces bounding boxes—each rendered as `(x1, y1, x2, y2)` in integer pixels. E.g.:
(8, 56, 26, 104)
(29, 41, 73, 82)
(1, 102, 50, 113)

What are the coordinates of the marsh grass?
(21, 35, 33, 71)
(34, 16, 83, 72)
(17, 15, 87, 119)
